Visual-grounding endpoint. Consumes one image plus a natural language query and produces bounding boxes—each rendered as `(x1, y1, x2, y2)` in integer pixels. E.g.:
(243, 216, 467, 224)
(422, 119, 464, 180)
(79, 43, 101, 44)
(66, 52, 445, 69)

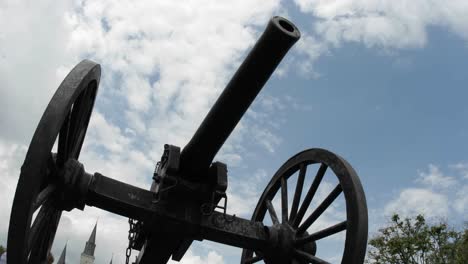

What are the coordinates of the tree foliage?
(366, 214, 467, 264)
(0, 245, 4, 256)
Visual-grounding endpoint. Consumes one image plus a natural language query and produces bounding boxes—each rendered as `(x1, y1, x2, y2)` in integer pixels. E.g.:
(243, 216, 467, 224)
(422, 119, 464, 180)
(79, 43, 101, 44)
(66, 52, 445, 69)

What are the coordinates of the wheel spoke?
(28, 203, 55, 253)
(293, 249, 330, 264)
(44, 210, 61, 254)
(29, 208, 61, 263)
(32, 184, 57, 212)
(295, 221, 347, 246)
(297, 184, 342, 234)
(290, 163, 307, 223)
(265, 199, 280, 225)
(292, 164, 327, 228)
(281, 177, 288, 224)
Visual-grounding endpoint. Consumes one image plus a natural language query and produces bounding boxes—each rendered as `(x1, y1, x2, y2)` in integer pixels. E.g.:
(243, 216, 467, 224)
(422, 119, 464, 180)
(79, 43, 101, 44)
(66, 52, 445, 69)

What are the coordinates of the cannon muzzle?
(180, 16, 300, 178)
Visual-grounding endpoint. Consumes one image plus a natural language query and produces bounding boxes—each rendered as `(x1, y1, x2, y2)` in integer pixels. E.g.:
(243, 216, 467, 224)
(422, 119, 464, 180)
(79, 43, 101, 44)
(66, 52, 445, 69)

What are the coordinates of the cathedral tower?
(80, 222, 97, 264)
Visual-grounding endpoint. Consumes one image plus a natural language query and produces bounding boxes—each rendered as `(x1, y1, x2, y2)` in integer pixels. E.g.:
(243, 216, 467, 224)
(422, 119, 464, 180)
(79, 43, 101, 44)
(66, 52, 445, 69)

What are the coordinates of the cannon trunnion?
(7, 16, 368, 264)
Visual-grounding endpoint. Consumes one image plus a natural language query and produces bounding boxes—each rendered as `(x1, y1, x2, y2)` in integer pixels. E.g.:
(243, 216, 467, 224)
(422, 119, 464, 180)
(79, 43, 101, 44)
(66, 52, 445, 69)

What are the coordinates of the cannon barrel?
(179, 16, 301, 177)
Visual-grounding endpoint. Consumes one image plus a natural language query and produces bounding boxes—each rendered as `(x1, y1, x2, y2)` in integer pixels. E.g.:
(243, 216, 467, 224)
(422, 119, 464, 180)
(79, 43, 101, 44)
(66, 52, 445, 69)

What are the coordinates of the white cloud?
(416, 164, 457, 189)
(63, 0, 304, 167)
(290, 0, 468, 75)
(85, 111, 133, 154)
(0, 0, 76, 143)
(251, 125, 282, 153)
(1, 1, 293, 262)
(383, 163, 467, 221)
(168, 250, 224, 264)
(451, 162, 468, 179)
(453, 185, 468, 217)
(369, 162, 468, 260)
(226, 171, 266, 217)
(295, 33, 327, 77)
(259, 95, 286, 113)
(4, 0, 468, 262)
(384, 188, 449, 218)
(254, 169, 268, 182)
(66, 0, 282, 139)
(0, 140, 27, 244)
(294, 0, 468, 49)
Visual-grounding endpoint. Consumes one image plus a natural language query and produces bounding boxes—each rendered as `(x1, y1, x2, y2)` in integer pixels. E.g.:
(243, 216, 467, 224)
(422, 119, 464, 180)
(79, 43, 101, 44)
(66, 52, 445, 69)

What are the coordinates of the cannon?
(7, 16, 368, 264)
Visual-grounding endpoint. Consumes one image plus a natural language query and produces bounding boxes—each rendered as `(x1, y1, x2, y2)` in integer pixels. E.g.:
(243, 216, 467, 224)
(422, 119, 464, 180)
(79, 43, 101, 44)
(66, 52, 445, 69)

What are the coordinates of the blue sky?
(1, 0, 467, 263)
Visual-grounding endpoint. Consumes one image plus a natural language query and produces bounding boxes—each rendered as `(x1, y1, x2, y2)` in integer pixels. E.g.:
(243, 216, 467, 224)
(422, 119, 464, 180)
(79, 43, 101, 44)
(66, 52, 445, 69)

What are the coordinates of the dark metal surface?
(179, 16, 301, 178)
(7, 60, 100, 263)
(240, 148, 368, 264)
(7, 15, 368, 264)
(134, 17, 303, 262)
(199, 212, 269, 250)
(81, 166, 271, 256)
(87, 173, 157, 220)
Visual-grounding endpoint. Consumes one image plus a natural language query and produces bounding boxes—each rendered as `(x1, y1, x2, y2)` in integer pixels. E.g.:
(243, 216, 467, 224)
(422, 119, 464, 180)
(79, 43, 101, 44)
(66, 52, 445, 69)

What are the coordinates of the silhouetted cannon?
(7, 16, 368, 264)
(180, 17, 300, 178)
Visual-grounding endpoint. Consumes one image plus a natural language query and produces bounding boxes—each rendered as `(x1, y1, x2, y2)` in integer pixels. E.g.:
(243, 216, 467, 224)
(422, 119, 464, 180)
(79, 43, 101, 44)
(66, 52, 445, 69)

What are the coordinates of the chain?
(126, 218, 136, 264)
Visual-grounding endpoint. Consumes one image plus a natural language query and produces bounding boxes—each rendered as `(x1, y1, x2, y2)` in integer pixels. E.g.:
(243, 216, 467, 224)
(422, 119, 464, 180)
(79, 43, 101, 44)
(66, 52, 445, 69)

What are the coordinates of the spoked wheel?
(8, 60, 101, 263)
(240, 148, 368, 264)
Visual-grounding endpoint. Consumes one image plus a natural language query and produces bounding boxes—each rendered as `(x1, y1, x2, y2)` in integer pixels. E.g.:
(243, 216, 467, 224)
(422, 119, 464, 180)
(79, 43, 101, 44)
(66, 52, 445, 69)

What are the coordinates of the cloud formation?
(0, 0, 290, 262)
(295, 0, 468, 49)
(0, 1, 76, 143)
(2, 0, 468, 263)
(0, 140, 27, 242)
(384, 164, 467, 219)
(385, 188, 449, 218)
(416, 164, 456, 189)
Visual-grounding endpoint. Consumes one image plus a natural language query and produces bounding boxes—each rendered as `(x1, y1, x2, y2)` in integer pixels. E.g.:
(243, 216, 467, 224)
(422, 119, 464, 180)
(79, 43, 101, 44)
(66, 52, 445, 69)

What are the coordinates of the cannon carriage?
(7, 16, 368, 264)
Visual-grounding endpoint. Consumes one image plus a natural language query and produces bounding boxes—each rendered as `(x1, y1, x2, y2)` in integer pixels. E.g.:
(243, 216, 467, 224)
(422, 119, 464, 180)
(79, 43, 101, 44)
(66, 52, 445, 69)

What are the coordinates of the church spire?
(57, 243, 67, 264)
(83, 221, 97, 257)
(88, 221, 97, 244)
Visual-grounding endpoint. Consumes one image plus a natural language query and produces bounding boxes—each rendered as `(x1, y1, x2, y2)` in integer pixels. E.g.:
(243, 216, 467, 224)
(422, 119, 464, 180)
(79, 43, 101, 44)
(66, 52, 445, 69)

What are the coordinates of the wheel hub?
(264, 223, 317, 263)
(58, 159, 93, 211)
(296, 231, 317, 256)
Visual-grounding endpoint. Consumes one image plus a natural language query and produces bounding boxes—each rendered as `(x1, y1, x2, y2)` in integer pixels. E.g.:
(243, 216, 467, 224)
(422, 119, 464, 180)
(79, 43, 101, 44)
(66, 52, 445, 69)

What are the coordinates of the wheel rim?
(240, 148, 368, 264)
(7, 60, 101, 263)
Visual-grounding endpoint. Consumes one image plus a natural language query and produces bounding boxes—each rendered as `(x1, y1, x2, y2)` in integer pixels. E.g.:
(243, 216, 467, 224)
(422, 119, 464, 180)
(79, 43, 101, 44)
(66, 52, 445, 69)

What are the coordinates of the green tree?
(366, 214, 467, 264)
(0, 245, 5, 256)
(453, 228, 468, 263)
